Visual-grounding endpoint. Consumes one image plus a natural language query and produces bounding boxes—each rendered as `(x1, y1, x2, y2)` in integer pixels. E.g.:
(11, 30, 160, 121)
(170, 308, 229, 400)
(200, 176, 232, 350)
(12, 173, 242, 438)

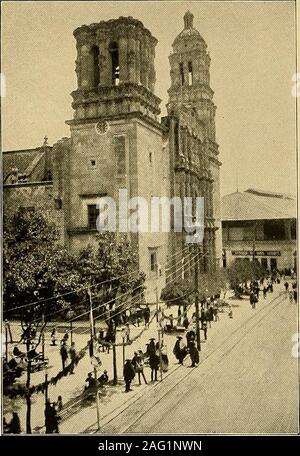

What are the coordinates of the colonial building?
(3, 12, 221, 300)
(222, 189, 297, 272)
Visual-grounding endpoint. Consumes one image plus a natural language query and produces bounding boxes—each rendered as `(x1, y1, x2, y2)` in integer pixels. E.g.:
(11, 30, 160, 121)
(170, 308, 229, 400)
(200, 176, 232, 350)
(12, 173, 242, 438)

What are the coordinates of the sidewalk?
(3, 282, 287, 434)
(60, 283, 287, 434)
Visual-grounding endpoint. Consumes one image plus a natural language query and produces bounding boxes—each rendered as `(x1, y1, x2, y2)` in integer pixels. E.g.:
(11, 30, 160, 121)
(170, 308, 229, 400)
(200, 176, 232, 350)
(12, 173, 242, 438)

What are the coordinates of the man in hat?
(189, 340, 199, 368)
(98, 370, 109, 387)
(123, 359, 135, 392)
(173, 336, 187, 365)
(147, 338, 156, 357)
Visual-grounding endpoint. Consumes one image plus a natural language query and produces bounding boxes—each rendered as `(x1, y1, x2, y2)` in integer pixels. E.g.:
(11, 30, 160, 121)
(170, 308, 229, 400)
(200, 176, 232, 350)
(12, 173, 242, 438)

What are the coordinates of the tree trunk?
(26, 339, 32, 434)
(25, 394, 32, 434)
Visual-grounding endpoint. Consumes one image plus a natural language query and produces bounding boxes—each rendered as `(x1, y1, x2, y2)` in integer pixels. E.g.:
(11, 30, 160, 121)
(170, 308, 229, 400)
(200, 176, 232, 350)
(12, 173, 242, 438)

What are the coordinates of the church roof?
(173, 11, 206, 48)
(221, 189, 296, 221)
(3, 145, 52, 183)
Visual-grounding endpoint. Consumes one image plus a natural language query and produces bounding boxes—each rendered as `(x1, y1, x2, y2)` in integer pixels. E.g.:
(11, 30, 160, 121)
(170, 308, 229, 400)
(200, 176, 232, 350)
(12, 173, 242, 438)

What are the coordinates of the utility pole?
(156, 286, 163, 382)
(5, 322, 8, 362)
(194, 247, 201, 352)
(88, 287, 100, 431)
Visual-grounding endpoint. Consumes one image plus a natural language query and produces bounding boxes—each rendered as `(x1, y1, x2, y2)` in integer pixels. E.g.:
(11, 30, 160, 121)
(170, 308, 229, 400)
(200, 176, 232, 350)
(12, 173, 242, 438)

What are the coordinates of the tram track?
(84, 291, 288, 434)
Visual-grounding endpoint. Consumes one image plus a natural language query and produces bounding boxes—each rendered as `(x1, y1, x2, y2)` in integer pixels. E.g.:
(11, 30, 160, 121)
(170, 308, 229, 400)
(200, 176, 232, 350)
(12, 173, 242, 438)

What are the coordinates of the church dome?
(172, 11, 206, 51)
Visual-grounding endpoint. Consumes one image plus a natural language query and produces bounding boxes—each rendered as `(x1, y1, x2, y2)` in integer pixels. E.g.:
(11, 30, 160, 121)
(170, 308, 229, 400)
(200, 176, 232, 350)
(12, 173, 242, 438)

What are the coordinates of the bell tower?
(168, 11, 216, 142)
(65, 16, 169, 302)
(71, 16, 160, 121)
(167, 12, 222, 271)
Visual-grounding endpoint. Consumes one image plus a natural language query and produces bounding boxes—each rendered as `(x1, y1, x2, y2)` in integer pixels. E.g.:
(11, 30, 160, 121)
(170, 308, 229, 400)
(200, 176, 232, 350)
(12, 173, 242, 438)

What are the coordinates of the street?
(100, 289, 298, 434)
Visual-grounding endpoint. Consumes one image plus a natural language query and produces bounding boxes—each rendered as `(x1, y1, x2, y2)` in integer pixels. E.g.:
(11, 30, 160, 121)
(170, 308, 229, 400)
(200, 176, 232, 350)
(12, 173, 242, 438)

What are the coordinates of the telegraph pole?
(194, 247, 201, 352)
(88, 287, 100, 431)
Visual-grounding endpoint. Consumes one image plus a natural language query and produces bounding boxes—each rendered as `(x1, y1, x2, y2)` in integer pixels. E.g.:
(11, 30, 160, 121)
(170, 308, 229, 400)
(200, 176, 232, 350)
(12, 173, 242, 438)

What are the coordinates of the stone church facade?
(3, 12, 222, 301)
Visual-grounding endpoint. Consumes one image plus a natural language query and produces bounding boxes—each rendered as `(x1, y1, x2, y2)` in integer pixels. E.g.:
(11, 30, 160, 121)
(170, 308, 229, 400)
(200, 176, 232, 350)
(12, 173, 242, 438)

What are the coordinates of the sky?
(1, 1, 297, 196)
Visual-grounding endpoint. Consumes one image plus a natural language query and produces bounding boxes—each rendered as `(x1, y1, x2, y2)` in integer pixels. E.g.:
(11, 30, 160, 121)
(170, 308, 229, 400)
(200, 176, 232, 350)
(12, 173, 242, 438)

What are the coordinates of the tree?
(3, 207, 81, 433)
(226, 259, 264, 297)
(75, 233, 146, 383)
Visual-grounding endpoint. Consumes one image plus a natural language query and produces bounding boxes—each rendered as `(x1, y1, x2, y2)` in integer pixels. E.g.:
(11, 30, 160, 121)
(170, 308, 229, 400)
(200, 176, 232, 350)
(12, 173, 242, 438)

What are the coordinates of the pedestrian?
(173, 336, 187, 364)
(213, 304, 219, 322)
(186, 329, 196, 346)
(60, 342, 68, 370)
(201, 321, 208, 340)
(147, 338, 156, 357)
(51, 403, 61, 433)
(284, 281, 289, 292)
(124, 323, 131, 343)
(45, 400, 53, 433)
(144, 305, 150, 327)
(228, 305, 233, 319)
(123, 359, 135, 392)
(149, 351, 160, 382)
(263, 286, 267, 299)
(132, 351, 147, 385)
(50, 328, 57, 346)
(84, 372, 97, 393)
(9, 412, 21, 434)
(250, 291, 257, 309)
(57, 395, 63, 412)
(98, 369, 109, 387)
(188, 341, 199, 368)
(69, 342, 77, 374)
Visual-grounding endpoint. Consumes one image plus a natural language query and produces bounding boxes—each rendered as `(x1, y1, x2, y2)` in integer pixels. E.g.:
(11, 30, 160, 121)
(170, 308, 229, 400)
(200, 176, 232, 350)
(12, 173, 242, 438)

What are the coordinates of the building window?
(270, 258, 277, 271)
(90, 45, 100, 87)
(149, 249, 157, 272)
(188, 61, 193, 85)
(109, 42, 119, 86)
(90, 159, 96, 168)
(87, 204, 99, 229)
(261, 258, 268, 270)
(179, 63, 184, 85)
(291, 219, 296, 240)
(114, 136, 126, 175)
(263, 220, 285, 241)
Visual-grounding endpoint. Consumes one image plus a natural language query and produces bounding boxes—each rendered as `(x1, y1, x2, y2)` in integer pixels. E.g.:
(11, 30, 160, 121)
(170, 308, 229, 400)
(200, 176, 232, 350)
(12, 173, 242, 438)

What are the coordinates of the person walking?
(56, 395, 63, 412)
(173, 336, 187, 364)
(50, 328, 57, 346)
(201, 320, 208, 341)
(69, 342, 77, 374)
(284, 281, 289, 293)
(9, 412, 21, 434)
(188, 340, 199, 368)
(149, 351, 160, 382)
(250, 291, 257, 309)
(123, 359, 135, 392)
(144, 305, 151, 327)
(132, 351, 147, 385)
(60, 342, 68, 370)
(263, 286, 267, 299)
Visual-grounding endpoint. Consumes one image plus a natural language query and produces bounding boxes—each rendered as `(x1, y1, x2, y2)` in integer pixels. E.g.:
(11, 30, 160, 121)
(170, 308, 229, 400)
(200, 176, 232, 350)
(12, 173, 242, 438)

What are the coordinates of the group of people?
(173, 330, 200, 368)
(123, 338, 169, 392)
(58, 331, 77, 372)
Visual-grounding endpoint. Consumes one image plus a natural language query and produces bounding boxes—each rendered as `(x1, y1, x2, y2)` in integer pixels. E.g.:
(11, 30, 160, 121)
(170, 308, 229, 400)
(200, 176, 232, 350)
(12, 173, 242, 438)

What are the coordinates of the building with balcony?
(221, 189, 297, 272)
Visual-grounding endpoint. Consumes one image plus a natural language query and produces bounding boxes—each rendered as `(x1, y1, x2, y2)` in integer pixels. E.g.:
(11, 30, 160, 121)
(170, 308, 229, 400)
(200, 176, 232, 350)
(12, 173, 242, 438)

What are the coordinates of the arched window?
(90, 45, 100, 87)
(179, 63, 184, 85)
(109, 42, 120, 86)
(188, 61, 193, 85)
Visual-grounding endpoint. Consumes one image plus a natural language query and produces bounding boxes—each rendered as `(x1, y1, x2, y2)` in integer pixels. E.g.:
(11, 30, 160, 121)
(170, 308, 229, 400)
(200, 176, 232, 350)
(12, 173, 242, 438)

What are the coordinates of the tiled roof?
(3, 148, 43, 181)
(222, 189, 296, 221)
